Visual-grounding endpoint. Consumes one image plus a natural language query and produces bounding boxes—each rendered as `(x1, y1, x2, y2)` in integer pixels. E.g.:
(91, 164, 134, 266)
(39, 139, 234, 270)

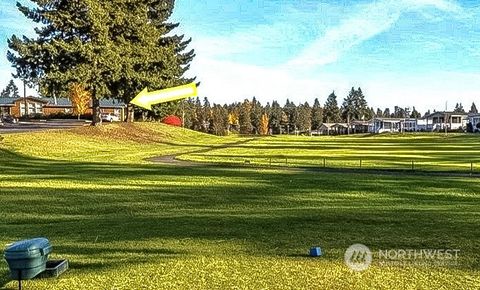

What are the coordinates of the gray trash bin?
(4, 238, 52, 280)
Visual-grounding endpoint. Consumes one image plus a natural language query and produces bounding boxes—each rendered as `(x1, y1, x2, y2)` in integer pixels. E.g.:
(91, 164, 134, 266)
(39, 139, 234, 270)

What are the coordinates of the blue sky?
(1, 0, 480, 112)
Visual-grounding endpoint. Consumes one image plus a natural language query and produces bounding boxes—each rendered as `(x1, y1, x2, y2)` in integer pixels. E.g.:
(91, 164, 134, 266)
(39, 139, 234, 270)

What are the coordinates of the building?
(468, 113, 480, 132)
(424, 111, 468, 131)
(370, 118, 419, 133)
(0, 97, 126, 120)
(351, 121, 372, 134)
(314, 123, 349, 135)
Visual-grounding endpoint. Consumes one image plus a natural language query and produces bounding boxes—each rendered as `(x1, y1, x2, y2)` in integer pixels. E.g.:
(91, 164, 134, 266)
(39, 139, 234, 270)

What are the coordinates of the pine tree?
(383, 108, 391, 118)
(283, 99, 297, 134)
(8, 0, 194, 124)
(454, 103, 465, 113)
(469, 102, 478, 114)
(0, 80, 20, 98)
(354, 88, 369, 120)
(410, 106, 421, 119)
(341, 87, 356, 125)
(181, 98, 195, 129)
(211, 104, 228, 136)
(192, 97, 203, 131)
(269, 101, 283, 134)
(203, 97, 212, 133)
(323, 91, 341, 123)
(296, 102, 312, 133)
(342, 87, 369, 124)
(239, 99, 252, 134)
(250, 97, 262, 134)
(376, 108, 383, 118)
(311, 98, 323, 130)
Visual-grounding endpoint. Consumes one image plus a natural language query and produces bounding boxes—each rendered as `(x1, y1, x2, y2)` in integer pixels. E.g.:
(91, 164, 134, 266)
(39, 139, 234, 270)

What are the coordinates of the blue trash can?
(310, 247, 322, 257)
(4, 238, 52, 280)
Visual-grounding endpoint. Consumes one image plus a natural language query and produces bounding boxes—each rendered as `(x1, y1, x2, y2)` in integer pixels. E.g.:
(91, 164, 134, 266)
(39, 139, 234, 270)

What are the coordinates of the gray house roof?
(42, 97, 126, 108)
(0, 97, 126, 108)
(0, 98, 16, 106)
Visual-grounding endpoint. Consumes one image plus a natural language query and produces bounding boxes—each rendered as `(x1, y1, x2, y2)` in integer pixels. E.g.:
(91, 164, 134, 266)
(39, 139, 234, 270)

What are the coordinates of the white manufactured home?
(468, 113, 480, 132)
(370, 118, 419, 133)
(424, 112, 468, 131)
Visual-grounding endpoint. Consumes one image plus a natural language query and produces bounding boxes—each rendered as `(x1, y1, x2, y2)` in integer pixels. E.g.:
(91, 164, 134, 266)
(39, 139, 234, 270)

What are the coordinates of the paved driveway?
(0, 119, 88, 134)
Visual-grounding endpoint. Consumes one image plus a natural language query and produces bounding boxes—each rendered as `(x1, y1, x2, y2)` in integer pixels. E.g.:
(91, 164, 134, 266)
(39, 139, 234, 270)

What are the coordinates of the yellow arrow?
(130, 83, 198, 110)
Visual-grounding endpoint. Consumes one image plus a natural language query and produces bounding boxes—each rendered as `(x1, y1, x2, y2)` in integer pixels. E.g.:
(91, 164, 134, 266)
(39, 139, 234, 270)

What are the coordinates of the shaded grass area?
(0, 126, 479, 289)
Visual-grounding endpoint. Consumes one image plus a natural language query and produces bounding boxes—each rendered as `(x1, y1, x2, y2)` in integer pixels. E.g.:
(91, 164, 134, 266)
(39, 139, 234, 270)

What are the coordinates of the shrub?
(162, 115, 182, 127)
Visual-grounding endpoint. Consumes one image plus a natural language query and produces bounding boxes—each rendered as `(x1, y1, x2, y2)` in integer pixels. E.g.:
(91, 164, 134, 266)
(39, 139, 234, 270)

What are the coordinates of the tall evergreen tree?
(211, 104, 228, 136)
(341, 87, 356, 124)
(182, 98, 195, 129)
(202, 97, 212, 133)
(469, 102, 478, 114)
(239, 99, 252, 134)
(283, 99, 297, 134)
(311, 98, 324, 130)
(376, 108, 383, 118)
(410, 106, 421, 119)
(0, 80, 20, 98)
(454, 103, 465, 113)
(383, 108, 391, 118)
(269, 101, 283, 134)
(250, 97, 262, 134)
(296, 102, 312, 133)
(323, 91, 341, 123)
(192, 97, 203, 131)
(8, 0, 195, 124)
(353, 87, 369, 120)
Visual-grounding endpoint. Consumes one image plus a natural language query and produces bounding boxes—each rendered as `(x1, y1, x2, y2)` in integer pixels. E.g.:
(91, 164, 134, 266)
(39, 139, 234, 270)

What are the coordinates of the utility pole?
(23, 80, 28, 116)
(445, 101, 448, 136)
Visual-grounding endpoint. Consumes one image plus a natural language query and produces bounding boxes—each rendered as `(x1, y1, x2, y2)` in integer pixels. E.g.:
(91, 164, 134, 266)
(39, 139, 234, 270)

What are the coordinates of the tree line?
(155, 89, 479, 136)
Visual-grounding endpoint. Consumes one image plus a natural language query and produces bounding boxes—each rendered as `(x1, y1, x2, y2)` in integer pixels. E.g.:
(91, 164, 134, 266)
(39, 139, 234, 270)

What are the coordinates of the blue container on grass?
(309, 247, 322, 257)
(4, 238, 52, 280)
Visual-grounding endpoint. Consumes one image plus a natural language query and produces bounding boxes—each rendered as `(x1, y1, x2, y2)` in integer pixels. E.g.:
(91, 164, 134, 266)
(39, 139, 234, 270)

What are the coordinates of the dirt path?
(146, 138, 255, 166)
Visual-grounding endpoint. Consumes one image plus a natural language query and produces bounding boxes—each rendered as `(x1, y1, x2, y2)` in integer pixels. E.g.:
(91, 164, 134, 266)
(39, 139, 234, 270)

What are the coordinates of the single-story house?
(371, 118, 423, 133)
(424, 111, 468, 131)
(315, 123, 349, 135)
(371, 118, 404, 133)
(468, 113, 480, 132)
(0, 97, 126, 120)
(351, 121, 372, 134)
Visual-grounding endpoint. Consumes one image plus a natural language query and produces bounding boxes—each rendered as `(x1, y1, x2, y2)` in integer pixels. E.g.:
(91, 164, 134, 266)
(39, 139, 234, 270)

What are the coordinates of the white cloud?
(286, 0, 462, 68)
(188, 0, 467, 108)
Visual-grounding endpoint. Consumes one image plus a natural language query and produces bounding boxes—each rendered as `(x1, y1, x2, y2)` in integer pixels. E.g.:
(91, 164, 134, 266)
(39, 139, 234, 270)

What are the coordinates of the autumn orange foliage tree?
(69, 83, 92, 119)
(259, 113, 270, 135)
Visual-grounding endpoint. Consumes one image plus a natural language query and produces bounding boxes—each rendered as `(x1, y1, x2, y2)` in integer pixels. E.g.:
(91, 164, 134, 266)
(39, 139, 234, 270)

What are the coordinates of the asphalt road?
(0, 119, 89, 134)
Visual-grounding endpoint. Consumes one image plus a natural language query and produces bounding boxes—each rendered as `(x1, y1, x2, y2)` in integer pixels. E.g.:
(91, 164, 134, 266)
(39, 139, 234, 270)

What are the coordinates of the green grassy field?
(180, 133, 480, 172)
(0, 124, 479, 289)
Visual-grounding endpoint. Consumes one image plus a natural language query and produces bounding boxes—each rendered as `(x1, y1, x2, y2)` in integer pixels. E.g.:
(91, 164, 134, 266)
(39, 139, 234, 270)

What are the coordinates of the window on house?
(20, 103, 26, 116)
(28, 103, 35, 114)
(35, 103, 43, 114)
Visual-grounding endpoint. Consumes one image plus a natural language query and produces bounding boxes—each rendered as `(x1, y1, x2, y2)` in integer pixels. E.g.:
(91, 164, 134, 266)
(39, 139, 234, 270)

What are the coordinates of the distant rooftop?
(0, 97, 126, 107)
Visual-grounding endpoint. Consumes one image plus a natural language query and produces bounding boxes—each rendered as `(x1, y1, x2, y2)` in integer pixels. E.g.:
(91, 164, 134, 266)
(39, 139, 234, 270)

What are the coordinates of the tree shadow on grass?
(1, 147, 479, 271)
(0, 269, 10, 290)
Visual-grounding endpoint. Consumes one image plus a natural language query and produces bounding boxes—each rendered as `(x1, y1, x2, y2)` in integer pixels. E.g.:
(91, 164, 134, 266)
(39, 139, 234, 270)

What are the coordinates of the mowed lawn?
(0, 124, 479, 289)
(180, 133, 480, 172)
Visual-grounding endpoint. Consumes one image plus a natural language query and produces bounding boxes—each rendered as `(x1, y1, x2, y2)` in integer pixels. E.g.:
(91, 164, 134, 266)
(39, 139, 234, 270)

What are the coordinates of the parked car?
(101, 113, 120, 122)
(1, 115, 17, 124)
